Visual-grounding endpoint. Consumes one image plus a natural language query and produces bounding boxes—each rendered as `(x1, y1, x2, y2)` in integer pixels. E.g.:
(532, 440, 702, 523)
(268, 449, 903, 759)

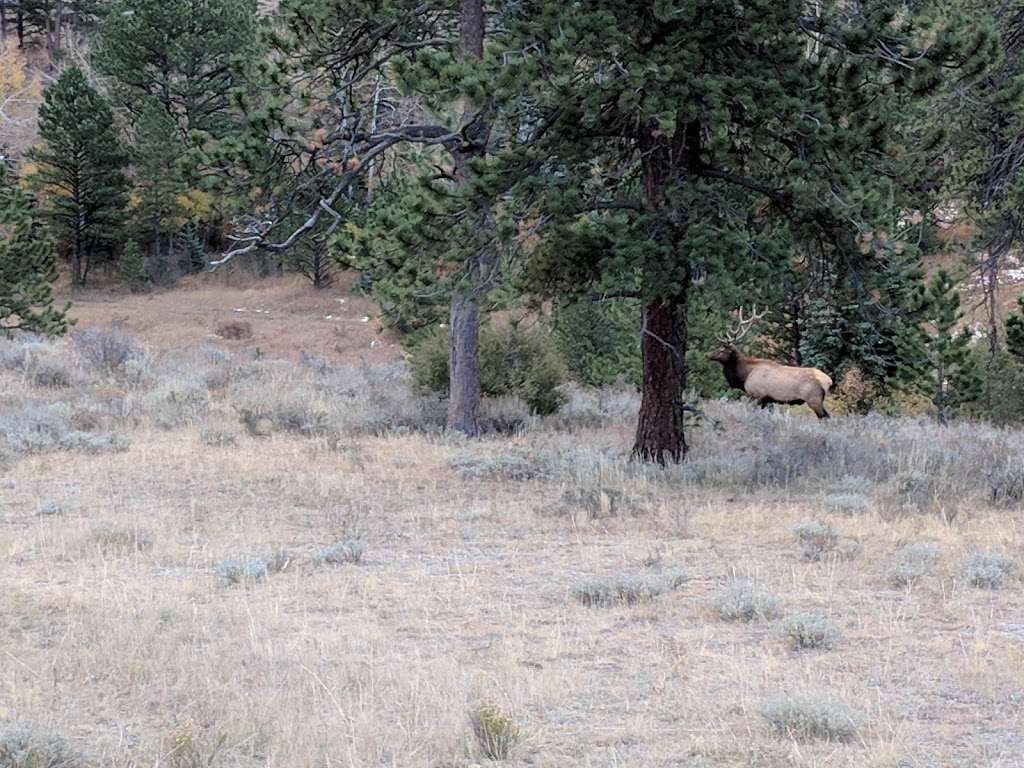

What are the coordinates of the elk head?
(708, 305, 767, 362)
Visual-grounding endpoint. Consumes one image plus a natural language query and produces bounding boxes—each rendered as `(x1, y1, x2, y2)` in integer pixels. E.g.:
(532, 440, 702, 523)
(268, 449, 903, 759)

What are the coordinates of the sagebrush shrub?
(444, 452, 544, 481)
(757, 695, 862, 742)
(216, 551, 289, 585)
(711, 581, 781, 622)
(200, 428, 238, 447)
(887, 542, 942, 587)
(0, 404, 129, 459)
(0, 726, 82, 768)
(36, 500, 64, 517)
(571, 569, 687, 607)
(792, 522, 839, 561)
(311, 539, 366, 566)
(31, 360, 72, 388)
(987, 463, 1024, 507)
(781, 613, 840, 650)
(71, 324, 144, 376)
(821, 492, 871, 515)
(961, 553, 1014, 589)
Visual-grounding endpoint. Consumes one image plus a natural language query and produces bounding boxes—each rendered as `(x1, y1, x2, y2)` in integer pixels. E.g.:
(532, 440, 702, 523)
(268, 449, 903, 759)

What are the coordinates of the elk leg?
(758, 397, 773, 410)
(811, 402, 830, 419)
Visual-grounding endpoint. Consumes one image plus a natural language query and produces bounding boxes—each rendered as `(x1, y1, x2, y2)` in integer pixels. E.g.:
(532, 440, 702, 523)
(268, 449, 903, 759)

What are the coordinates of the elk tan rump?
(740, 359, 831, 406)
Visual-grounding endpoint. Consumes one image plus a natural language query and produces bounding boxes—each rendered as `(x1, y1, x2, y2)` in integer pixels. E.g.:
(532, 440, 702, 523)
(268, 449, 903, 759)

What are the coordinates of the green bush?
(410, 322, 567, 415)
(117, 240, 149, 288)
(550, 297, 640, 387)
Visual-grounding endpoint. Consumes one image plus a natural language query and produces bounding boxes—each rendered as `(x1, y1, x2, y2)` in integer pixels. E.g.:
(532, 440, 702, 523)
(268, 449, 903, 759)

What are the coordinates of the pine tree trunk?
(72, 209, 85, 287)
(633, 298, 688, 463)
(631, 122, 693, 463)
(445, 0, 491, 436)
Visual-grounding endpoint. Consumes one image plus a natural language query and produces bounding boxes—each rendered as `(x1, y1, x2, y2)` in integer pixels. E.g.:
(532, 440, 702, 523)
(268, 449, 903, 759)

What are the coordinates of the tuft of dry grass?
(468, 702, 522, 760)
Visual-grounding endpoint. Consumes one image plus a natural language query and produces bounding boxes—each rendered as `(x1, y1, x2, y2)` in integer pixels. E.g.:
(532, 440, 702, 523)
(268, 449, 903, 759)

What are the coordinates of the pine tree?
(550, 297, 640, 388)
(116, 239, 148, 289)
(28, 67, 128, 286)
(901, 270, 982, 424)
(500, 0, 996, 462)
(0, 160, 68, 335)
(95, 0, 257, 140)
(1006, 295, 1024, 361)
(130, 99, 187, 282)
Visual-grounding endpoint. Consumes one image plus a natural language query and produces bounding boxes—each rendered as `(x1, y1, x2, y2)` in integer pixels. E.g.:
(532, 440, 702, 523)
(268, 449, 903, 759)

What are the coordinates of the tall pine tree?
(900, 270, 982, 423)
(95, 0, 257, 140)
(501, 0, 995, 461)
(28, 66, 128, 286)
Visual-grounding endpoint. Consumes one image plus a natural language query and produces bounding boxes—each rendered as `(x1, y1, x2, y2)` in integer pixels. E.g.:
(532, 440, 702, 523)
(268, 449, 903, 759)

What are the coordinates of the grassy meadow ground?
(1, 290, 1024, 767)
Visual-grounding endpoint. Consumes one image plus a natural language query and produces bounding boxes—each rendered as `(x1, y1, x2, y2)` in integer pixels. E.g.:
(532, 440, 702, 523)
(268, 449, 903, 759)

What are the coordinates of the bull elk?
(708, 307, 833, 419)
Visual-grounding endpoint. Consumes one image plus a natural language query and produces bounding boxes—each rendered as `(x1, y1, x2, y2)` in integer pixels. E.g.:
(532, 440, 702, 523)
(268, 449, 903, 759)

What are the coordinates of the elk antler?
(717, 305, 768, 346)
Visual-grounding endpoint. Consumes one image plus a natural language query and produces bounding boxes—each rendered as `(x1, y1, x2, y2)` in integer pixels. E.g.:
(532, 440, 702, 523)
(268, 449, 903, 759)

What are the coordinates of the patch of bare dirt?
(60, 271, 404, 363)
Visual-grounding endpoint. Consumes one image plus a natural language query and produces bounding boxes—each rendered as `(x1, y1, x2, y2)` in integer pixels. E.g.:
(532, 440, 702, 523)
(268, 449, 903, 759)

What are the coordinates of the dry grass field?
(2, 320, 1023, 768)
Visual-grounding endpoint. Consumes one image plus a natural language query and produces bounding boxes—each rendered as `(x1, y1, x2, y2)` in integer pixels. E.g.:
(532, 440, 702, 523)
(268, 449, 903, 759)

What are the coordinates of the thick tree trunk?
(448, 291, 482, 435)
(445, 0, 491, 436)
(631, 122, 694, 463)
(633, 298, 688, 463)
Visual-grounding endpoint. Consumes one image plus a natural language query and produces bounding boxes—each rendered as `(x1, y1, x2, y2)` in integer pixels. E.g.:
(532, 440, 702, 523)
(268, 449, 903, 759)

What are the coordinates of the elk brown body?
(709, 345, 833, 419)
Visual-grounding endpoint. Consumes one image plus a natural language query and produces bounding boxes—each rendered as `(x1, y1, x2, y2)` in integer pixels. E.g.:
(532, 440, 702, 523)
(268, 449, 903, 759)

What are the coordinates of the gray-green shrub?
(216, 552, 289, 585)
(822, 492, 871, 515)
(0, 404, 129, 459)
(757, 695, 862, 741)
(312, 540, 366, 566)
(444, 452, 544, 481)
(887, 542, 942, 587)
(71, 324, 145, 376)
(792, 522, 839, 561)
(711, 581, 781, 622)
(961, 553, 1014, 589)
(572, 569, 687, 607)
(780, 613, 840, 650)
(0, 726, 82, 768)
